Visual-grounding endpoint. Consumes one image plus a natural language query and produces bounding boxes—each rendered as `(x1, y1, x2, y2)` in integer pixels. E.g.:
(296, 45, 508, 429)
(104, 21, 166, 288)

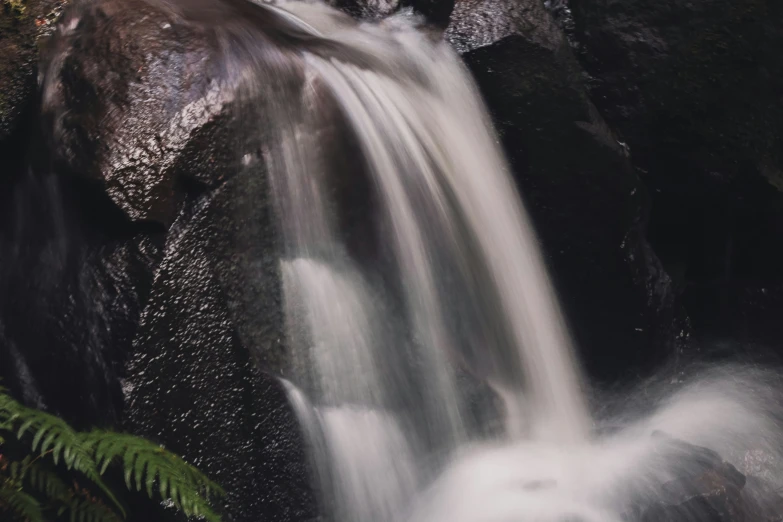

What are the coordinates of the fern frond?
(6, 455, 123, 522)
(0, 415, 14, 441)
(60, 492, 124, 522)
(85, 431, 224, 521)
(8, 455, 71, 502)
(0, 386, 224, 522)
(0, 478, 44, 522)
(0, 392, 126, 518)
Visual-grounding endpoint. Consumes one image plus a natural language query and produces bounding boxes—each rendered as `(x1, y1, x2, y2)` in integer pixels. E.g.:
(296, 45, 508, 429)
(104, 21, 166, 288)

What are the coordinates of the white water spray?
(253, 2, 783, 521)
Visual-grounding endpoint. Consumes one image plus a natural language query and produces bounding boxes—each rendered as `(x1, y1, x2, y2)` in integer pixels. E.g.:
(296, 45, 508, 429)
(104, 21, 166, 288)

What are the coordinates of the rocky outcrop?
(453, 0, 686, 383)
(569, 0, 783, 352)
(39, 0, 242, 225)
(126, 170, 314, 522)
(0, 167, 164, 427)
(19, 0, 318, 519)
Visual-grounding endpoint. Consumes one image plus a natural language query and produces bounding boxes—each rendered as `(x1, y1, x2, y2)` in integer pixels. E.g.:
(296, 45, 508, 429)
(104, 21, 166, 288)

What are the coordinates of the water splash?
(412, 366, 783, 522)
(251, 2, 783, 521)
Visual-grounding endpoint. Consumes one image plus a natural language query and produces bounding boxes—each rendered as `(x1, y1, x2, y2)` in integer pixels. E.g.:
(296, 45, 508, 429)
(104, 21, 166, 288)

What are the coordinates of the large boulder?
(28, 0, 317, 519)
(1, 0, 238, 425)
(450, 0, 687, 382)
(569, 0, 783, 352)
(126, 169, 315, 522)
(38, 0, 239, 225)
(635, 437, 748, 522)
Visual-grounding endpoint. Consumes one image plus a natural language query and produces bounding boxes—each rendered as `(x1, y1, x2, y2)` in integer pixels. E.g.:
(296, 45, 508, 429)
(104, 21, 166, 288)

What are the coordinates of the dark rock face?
(126, 170, 314, 522)
(0, 0, 63, 142)
(569, 0, 783, 354)
(24, 0, 318, 520)
(39, 0, 236, 225)
(2, 0, 316, 519)
(400, 0, 454, 27)
(0, 167, 164, 427)
(455, 0, 685, 383)
(447, 0, 561, 53)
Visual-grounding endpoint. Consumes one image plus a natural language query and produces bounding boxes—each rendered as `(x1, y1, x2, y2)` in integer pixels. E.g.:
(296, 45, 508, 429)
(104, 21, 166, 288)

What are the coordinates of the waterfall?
(258, 2, 590, 521)
(248, 2, 783, 522)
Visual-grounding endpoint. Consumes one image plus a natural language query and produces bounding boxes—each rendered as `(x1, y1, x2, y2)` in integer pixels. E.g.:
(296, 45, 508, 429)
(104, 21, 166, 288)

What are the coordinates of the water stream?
(256, 2, 783, 521)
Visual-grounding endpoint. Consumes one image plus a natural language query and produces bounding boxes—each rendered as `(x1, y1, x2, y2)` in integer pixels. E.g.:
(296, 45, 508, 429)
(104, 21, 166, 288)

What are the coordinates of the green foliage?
(0, 387, 223, 522)
(86, 432, 223, 520)
(0, 484, 43, 522)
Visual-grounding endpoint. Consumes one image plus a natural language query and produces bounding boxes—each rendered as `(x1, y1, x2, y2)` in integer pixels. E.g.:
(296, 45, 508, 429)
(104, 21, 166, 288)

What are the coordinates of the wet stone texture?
(568, 0, 783, 356)
(455, 0, 687, 384)
(126, 170, 314, 522)
(625, 436, 783, 522)
(0, 168, 164, 427)
(0, 0, 64, 142)
(38, 0, 237, 225)
(3, 0, 315, 519)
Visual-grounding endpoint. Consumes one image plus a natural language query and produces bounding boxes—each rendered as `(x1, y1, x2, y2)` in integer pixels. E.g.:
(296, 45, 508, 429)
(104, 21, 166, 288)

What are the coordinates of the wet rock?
(458, 0, 686, 382)
(626, 435, 747, 522)
(125, 167, 314, 522)
(743, 476, 783, 522)
(569, 0, 783, 351)
(0, 0, 64, 143)
(0, 169, 163, 427)
(639, 466, 746, 522)
(327, 0, 453, 27)
(619, 435, 783, 522)
(38, 0, 278, 226)
(32, 0, 318, 517)
(446, 0, 561, 53)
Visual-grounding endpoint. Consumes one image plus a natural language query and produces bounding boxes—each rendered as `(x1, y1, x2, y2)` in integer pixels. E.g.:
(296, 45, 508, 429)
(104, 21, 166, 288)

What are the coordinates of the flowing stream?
(254, 2, 783, 521)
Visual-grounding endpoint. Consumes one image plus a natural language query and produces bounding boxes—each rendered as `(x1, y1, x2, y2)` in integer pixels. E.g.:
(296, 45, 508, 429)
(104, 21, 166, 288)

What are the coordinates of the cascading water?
(250, 2, 783, 521)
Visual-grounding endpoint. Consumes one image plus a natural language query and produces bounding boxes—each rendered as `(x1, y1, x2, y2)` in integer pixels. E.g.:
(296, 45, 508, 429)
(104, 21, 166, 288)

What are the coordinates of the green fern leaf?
(145, 462, 155, 498)
(159, 471, 169, 500)
(170, 481, 179, 507)
(122, 443, 136, 490)
(53, 439, 65, 465)
(0, 480, 44, 522)
(64, 445, 74, 467)
(1, 388, 223, 522)
(31, 425, 48, 453)
(16, 419, 35, 440)
(0, 390, 127, 518)
(41, 430, 59, 454)
(133, 453, 146, 492)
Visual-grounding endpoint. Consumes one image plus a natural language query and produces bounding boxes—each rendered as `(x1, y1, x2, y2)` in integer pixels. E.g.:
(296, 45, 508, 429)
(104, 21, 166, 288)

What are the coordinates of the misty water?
(253, 2, 783, 521)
